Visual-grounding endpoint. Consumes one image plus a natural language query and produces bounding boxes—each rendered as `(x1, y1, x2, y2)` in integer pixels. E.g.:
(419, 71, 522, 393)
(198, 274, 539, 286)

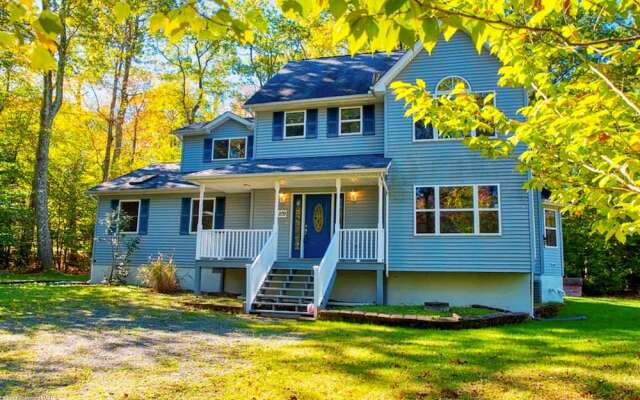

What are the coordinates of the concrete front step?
(252, 301, 311, 313)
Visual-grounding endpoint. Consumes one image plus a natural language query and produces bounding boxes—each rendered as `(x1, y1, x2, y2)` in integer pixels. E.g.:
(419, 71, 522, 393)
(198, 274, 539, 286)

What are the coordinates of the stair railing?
(245, 229, 277, 313)
(313, 230, 340, 317)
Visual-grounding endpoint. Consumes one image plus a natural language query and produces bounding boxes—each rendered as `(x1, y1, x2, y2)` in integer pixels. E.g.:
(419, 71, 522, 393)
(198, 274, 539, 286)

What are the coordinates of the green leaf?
(114, 2, 132, 23)
(30, 45, 57, 71)
(0, 31, 17, 48)
(421, 17, 439, 52)
(38, 9, 63, 35)
(329, 0, 348, 19)
(384, 0, 405, 15)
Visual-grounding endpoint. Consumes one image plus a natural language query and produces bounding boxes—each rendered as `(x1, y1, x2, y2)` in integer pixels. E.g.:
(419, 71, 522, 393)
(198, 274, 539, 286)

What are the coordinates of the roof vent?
(129, 174, 157, 185)
(371, 72, 382, 84)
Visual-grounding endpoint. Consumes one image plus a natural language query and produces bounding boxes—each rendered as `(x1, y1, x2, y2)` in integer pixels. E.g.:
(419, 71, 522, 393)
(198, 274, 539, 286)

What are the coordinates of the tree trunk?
(102, 57, 122, 182)
(35, 73, 55, 271)
(113, 17, 140, 166)
(34, 0, 67, 271)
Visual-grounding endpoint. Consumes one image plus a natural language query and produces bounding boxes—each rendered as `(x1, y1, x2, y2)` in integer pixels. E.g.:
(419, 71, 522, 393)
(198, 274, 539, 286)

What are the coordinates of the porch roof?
(184, 154, 391, 180)
(87, 163, 197, 195)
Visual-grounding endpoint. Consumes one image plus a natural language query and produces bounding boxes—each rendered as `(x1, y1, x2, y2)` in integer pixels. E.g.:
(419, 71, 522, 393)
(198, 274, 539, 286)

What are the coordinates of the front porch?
(185, 158, 389, 315)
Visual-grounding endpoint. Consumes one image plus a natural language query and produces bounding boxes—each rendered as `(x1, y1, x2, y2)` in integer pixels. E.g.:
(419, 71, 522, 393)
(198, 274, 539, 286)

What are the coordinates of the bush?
(138, 254, 179, 294)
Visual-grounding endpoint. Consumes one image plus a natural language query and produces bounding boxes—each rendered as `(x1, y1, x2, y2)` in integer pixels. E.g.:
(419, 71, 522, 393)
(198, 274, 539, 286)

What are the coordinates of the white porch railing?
(340, 228, 384, 262)
(313, 231, 340, 317)
(197, 229, 272, 260)
(245, 229, 278, 313)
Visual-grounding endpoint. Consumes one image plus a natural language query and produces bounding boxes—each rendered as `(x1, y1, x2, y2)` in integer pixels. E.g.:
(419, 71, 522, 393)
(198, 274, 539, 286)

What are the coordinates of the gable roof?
(88, 163, 197, 194)
(172, 111, 254, 137)
(244, 52, 405, 107)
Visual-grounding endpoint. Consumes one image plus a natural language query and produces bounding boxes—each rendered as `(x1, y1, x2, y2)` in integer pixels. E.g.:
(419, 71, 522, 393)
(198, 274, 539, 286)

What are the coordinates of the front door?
(303, 194, 332, 258)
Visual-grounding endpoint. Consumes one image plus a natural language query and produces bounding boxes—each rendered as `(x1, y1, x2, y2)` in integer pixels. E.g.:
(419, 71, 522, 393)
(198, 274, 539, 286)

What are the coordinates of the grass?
(333, 304, 495, 317)
(0, 285, 639, 399)
(182, 293, 244, 307)
(0, 270, 88, 282)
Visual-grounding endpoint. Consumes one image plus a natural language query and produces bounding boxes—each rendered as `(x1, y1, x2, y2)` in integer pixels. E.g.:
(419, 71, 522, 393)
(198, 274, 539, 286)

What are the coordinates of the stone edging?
(0, 280, 88, 286)
(182, 301, 244, 314)
(318, 309, 530, 329)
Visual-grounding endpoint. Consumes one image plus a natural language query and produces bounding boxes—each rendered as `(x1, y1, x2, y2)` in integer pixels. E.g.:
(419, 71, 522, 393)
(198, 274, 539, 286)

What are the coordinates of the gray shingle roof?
(186, 154, 391, 178)
(244, 52, 405, 105)
(88, 163, 197, 194)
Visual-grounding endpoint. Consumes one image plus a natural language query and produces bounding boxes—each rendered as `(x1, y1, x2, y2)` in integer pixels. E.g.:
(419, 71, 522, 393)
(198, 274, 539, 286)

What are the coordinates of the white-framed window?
(284, 110, 306, 139)
(414, 184, 501, 235)
(414, 75, 497, 141)
(118, 200, 140, 234)
(190, 198, 216, 233)
(544, 208, 558, 247)
(213, 137, 246, 160)
(339, 106, 362, 135)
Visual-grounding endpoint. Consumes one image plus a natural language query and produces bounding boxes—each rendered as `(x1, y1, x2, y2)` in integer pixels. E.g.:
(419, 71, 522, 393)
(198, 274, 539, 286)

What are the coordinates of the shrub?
(138, 254, 179, 294)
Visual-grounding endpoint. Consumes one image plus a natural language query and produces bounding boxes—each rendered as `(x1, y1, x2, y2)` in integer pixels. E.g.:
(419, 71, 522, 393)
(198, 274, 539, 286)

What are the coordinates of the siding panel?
(385, 33, 532, 273)
(254, 104, 384, 159)
(181, 120, 253, 172)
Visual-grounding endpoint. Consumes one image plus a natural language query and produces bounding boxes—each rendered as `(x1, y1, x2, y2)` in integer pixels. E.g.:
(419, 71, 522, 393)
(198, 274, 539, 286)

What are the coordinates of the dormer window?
(284, 111, 306, 138)
(213, 138, 246, 160)
(339, 106, 362, 135)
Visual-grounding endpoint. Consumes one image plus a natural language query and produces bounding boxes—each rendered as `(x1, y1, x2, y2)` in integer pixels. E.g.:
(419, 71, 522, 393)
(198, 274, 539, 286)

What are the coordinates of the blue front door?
(303, 194, 332, 258)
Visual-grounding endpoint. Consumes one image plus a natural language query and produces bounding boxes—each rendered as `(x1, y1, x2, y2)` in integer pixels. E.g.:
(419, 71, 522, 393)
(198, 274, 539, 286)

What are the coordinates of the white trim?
(118, 199, 141, 234)
(413, 184, 502, 236)
(373, 42, 424, 93)
(244, 94, 374, 111)
(189, 197, 216, 234)
(185, 167, 389, 181)
(212, 136, 248, 160)
(338, 106, 363, 136)
(543, 208, 558, 248)
(284, 110, 306, 139)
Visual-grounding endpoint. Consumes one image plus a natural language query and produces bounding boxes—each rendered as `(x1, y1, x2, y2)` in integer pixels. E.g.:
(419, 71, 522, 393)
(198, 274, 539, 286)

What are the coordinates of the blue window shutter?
(179, 197, 191, 235)
(327, 107, 339, 137)
(272, 112, 284, 141)
(363, 104, 375, 136)
(139, 199, 150, 235)
(306, 109, 318, 139)
(109, 199, 119, 234)
(203, 138, 212, 163)
(214, 197, 225, 229)
(247, 135, 254, 159)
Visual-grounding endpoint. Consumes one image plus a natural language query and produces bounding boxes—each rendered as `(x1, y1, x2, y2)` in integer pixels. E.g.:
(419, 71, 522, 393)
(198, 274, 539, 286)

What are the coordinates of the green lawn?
(0, 285, 638, 399)
(0, 270, 89, 282)
(333, 304, 495, 317)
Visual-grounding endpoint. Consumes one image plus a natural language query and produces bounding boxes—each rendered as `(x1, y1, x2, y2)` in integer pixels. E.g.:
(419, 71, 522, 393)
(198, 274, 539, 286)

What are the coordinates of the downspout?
(527, 175, 536, 317)
(381, 173, 390, 278)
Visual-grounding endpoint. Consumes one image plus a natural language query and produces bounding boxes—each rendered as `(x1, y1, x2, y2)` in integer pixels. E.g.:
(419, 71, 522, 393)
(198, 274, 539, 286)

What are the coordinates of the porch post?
(377, 176, 384, 262)
(273, 181, 280, 233)
(195, 185, 205, 261)
(335, 178, 341, 231)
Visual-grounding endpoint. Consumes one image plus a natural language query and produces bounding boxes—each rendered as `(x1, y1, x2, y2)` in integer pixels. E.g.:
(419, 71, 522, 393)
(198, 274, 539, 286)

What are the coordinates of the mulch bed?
(181, 301, 244, 314)
(318, 309, 530, 329)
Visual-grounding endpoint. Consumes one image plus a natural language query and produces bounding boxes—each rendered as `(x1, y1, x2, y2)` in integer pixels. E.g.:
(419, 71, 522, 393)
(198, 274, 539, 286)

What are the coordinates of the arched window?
(435, 76, 471, 94)
(413, 75, 497, 141)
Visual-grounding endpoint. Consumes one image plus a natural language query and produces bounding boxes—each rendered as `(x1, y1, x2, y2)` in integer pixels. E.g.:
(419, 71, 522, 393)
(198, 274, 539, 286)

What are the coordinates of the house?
(88, 33, 565, 316)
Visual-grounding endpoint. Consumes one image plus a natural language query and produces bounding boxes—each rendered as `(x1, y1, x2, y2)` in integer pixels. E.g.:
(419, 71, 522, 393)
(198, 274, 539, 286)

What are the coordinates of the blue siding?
(249, 186, 379, 259)
(385, 33, 532, 272)
(542, 207, 563, 276)
(181, 120, 253, 172)
(254, 104, 384, 159)
(91, 192, 251, 280)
